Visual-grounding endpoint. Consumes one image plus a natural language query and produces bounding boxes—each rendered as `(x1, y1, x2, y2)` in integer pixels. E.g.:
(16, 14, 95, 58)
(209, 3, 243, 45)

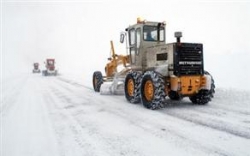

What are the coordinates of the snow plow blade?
(100, 80, 125, 95)
(92, 40, 130, 95)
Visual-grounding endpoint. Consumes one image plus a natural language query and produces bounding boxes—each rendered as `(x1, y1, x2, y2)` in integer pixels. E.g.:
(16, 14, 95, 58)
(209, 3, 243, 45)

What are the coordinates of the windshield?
(47, 60, 54, 65)
(143, 25, 165, 42)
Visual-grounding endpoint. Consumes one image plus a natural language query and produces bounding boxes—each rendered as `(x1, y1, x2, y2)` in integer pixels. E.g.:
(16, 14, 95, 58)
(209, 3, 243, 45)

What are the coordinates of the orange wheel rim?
(144, 80, 154, 101)
(127, 79, 134, 96)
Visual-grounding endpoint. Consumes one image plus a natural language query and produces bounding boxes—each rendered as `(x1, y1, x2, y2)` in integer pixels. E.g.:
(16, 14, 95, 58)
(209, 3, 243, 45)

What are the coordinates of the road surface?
(1, 73, 250, 156)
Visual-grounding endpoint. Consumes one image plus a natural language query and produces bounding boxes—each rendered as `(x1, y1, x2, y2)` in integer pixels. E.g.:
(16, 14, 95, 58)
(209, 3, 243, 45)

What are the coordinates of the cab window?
(143, 25, 165, 42)
(136, 28, 141, 54)
(129, 29, 135, 45)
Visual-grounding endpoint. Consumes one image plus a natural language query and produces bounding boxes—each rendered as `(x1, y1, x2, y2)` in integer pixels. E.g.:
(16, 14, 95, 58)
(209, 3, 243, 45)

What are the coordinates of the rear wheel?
(189, 90, 211, 104)
(205, 71, 215, 98)
(93, 71, 103, 92)
(42, 70, 47, 76)
(189, 71, 215, 104)
(140, 71, 165, 109)
(124, 71, 141, 103)
(168, 91, 182, 100)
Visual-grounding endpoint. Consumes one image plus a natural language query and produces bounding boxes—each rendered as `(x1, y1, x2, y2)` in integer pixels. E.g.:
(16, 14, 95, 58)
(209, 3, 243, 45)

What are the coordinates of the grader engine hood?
(173, 43, 204, 76)
(145, 42, 204, 77)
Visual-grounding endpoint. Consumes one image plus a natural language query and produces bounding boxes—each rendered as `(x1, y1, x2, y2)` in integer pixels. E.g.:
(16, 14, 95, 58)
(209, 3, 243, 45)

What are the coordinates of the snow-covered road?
(2, 73, 250, 156)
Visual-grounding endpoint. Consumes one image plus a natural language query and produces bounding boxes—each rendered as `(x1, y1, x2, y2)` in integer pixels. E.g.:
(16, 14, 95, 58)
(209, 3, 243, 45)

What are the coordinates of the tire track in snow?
(161, 98, 250, 139)
(3, 74, 60, 156)
(1, 75, 29, 115)
(57, 76, 250, 119)
(48, 79, 146, 156)
(161, 108, 250, 139)
(51, 77, 243, 156)
(41, 77, 145, 156)
(57, 77, 92, 90)
(42, 85, 103, 156)
(57, 76, 250, 139)
(212, 89, 250, 116)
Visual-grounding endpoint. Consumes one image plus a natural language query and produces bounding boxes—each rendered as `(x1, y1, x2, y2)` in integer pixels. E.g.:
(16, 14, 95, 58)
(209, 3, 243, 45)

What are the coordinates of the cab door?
(128, 28, 141, 65)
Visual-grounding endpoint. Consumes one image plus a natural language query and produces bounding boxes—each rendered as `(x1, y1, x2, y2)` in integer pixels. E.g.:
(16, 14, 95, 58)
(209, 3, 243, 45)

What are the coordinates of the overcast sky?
(1, 0, 250, 89)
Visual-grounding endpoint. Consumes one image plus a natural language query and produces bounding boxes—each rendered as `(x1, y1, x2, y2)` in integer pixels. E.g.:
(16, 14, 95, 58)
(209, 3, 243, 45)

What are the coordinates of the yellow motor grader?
(93, 18, 215, 109)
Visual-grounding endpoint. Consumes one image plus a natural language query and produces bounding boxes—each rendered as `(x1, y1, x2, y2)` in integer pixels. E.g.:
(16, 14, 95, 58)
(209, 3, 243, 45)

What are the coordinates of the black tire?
(140, 71, 166, 109)
(42, 70, 47, 76)
(204, 71, 215, 98)
(124, 71, 141, 104)
(189, 71, 215, 104)
(189, 90, 211, 104)
(168, 91, 182, 100)
(93, 71, 103, 92)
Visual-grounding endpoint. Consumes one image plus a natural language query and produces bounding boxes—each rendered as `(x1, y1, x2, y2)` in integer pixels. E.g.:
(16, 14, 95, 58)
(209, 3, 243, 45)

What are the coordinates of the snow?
(1, 72, 250, 156)
(2, 1, 250, 156)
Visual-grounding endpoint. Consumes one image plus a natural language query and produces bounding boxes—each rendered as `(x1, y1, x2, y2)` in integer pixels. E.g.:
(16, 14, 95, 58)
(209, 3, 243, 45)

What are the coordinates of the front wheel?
(93, 71, 103, 92)
(140, 71, 165, 109)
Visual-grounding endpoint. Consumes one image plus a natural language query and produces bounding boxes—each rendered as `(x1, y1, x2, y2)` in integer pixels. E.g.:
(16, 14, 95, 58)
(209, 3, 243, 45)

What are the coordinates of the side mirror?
(120, 33, 125, 43)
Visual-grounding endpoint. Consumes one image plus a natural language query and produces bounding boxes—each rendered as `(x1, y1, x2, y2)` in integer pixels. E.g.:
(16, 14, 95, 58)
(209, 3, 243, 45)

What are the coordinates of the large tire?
(93, 71, 103, 92)
(189, 90, 211, 104)
(42, 70, 47, 76)
(189, 71, 215, 104)
(140, 71, 166, 109)
(205, 71, 215, 98)
(168, 91, 182, 100)
(124, 71, 141, 104)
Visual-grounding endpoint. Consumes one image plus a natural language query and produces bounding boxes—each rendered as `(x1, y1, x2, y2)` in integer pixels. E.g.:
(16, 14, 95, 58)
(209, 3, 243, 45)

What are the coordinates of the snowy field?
(1, 72, 250, 156)
(2, 1, 250, 156)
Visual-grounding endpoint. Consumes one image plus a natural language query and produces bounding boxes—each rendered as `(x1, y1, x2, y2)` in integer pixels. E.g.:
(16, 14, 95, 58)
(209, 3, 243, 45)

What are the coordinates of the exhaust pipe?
(174, 32, 182, 43)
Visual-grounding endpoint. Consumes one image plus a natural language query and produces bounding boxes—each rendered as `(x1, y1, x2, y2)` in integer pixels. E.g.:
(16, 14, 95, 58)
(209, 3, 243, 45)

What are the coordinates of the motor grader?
(93, 18, 215, 109)
(42, 59, 58, 76)
(32, 63, 41, 73)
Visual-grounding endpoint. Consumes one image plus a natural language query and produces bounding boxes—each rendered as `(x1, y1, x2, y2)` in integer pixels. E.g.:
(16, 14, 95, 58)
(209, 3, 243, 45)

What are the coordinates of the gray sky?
(2, 0, 250, 88)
